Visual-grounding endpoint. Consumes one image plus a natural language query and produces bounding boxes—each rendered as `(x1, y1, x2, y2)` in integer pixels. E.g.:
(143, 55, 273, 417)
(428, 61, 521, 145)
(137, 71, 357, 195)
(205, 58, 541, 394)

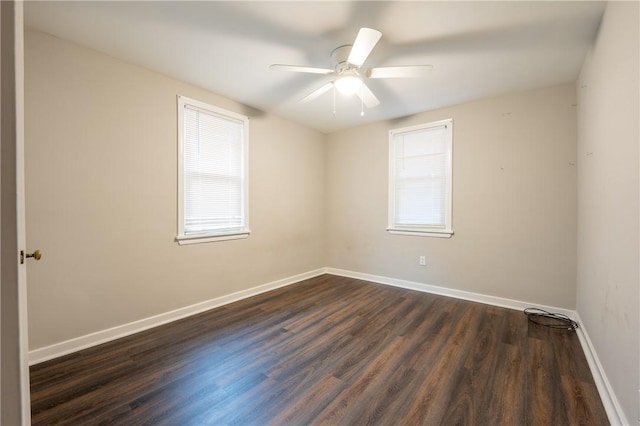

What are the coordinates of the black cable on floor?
(524, 308, 579, 331)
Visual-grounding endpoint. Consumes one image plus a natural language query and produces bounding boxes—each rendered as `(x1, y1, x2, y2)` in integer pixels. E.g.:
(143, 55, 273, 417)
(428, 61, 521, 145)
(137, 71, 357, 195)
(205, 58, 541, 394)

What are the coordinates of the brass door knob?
(26, 249, 42, 261)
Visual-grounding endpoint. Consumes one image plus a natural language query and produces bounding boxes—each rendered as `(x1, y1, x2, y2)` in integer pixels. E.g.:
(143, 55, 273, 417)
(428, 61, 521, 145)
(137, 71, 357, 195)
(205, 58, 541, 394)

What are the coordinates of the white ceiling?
(24, 1, 605, 134)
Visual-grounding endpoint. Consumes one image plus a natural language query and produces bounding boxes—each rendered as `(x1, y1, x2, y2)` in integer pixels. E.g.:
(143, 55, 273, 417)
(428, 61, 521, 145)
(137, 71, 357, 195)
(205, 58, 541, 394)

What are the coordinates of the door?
(1, 1, 31, 424)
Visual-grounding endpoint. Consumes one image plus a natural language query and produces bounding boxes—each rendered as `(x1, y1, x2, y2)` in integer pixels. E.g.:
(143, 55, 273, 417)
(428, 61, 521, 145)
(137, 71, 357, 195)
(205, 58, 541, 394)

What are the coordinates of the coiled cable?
(524, 308, 579, 331)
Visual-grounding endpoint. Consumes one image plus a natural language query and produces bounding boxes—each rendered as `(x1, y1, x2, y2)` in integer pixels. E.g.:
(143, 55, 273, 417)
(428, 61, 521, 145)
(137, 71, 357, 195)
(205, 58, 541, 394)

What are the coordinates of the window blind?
(183, 105, 245, 235)
(392, 125, 448, 227)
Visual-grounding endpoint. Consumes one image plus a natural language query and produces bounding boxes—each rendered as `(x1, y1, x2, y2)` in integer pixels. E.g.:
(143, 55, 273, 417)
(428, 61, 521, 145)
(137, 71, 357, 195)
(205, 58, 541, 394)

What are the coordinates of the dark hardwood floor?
(30, 274, 609, 425)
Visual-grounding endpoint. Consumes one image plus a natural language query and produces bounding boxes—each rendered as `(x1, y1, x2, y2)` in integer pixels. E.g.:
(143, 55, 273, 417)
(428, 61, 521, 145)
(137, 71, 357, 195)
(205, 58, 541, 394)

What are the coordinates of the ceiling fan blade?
(356, 83, 380, 108)
(300, 82, 334, 103)
(347, 28, 382, 67)
(270, 64, 333, 75)
(367, 65, 434, 79)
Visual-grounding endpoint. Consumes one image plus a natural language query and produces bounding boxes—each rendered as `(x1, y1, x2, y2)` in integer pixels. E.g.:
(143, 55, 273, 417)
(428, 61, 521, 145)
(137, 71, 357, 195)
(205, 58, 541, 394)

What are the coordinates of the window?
(388, 119, 453, 238)
(176, 95, 249, 245)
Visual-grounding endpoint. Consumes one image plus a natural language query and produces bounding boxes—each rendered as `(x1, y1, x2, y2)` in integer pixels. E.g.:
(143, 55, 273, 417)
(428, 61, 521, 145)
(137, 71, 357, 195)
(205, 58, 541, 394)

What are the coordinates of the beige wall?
(576, 2, 639, 423)
(24, 31, 325, 349)
(325, 84, 578, 309)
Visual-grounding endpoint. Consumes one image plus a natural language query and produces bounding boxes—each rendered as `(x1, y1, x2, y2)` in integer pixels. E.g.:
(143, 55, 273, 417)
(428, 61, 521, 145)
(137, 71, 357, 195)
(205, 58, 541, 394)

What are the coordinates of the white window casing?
(176, 95, 250, 245)
(388, 118, 453, 238)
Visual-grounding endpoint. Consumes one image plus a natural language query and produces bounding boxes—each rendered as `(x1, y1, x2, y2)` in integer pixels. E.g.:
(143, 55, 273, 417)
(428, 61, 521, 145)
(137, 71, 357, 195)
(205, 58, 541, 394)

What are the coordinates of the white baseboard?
(28, 268, 326, 365)
(29, 266, 627, 426)
(573, 312, 628, 426)
(325, 267, 576, 316)
(326, 267, 628, 426)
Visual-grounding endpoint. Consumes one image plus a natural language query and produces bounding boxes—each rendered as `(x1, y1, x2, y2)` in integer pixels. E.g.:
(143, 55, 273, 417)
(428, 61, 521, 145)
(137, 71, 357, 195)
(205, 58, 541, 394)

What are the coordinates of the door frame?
(15, 0, 31, 422)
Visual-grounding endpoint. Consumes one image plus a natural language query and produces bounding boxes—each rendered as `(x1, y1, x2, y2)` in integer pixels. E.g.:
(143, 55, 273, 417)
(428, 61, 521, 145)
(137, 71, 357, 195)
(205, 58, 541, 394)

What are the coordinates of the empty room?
(1, 1, 638, 425)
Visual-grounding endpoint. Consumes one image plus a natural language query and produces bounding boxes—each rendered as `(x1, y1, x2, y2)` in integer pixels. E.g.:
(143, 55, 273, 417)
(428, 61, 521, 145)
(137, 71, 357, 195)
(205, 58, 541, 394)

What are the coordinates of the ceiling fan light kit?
(270, 27, 433, 115)
(334, 75, 363, 95)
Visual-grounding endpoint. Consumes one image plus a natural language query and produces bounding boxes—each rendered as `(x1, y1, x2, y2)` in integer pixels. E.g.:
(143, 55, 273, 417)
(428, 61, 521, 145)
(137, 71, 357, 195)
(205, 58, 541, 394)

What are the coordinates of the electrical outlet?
(419, 256, 426, 266)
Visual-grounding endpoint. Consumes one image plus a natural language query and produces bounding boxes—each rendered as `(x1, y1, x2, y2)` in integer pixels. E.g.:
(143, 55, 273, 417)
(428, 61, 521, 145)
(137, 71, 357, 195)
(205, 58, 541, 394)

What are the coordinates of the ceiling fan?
(270, 28, 433, 110)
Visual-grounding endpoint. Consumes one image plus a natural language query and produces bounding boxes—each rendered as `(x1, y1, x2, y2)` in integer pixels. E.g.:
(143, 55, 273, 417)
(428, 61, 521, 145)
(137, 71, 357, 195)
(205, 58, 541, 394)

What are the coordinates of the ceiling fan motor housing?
(331, 45, 354, 74)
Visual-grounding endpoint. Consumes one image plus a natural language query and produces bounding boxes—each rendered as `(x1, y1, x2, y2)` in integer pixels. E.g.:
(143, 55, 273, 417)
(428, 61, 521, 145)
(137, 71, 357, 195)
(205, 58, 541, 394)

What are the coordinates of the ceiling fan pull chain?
(360, 85, 364, 116)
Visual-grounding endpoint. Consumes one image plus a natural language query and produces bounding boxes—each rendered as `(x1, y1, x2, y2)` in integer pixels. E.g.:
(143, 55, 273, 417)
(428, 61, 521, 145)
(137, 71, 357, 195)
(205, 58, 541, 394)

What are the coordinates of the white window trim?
(176, 95, 250, 245)
(387, 118, 454, 238)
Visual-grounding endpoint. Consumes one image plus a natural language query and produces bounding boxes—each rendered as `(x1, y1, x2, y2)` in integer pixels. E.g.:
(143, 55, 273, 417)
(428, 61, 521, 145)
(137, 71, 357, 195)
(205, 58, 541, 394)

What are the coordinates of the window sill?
(387, 228, 453, 239)
(176, 230, 250, 245)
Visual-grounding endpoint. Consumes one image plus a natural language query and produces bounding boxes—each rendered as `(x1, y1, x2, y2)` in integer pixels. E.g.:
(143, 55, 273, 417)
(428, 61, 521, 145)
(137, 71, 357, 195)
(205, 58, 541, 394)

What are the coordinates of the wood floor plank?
(30, 274, 609, 425)
(441, 309, 505, 425)
(397, 302, 486, 425)
(312, 335, 409, 425)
